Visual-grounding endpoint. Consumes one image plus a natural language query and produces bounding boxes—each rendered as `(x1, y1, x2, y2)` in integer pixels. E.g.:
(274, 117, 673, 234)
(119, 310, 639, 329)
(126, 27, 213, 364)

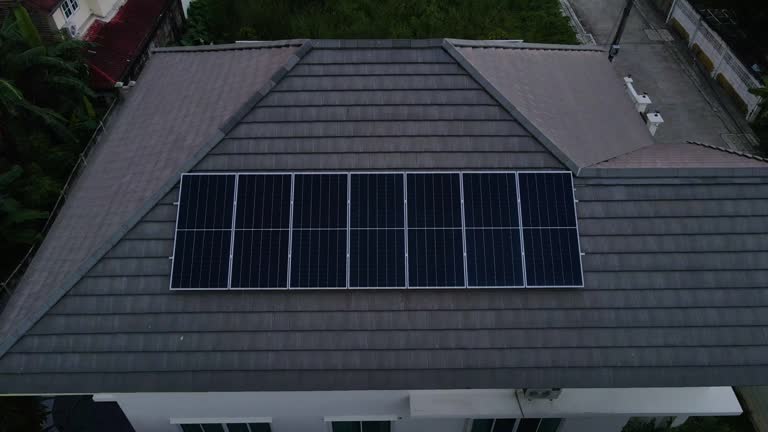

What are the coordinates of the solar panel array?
(170, 172, 583, 290)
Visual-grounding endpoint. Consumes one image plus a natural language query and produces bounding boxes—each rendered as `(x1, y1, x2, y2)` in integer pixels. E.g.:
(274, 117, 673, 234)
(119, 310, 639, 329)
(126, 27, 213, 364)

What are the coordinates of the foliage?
(0, 396, 47, 432)
(182, 0, 577, 45)
(622, 415, 756, 432)
(0, 7, 97, 280)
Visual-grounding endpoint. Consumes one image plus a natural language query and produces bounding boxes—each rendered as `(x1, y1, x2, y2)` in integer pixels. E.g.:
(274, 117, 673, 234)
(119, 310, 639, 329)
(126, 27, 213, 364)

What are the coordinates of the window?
(470, 418, 561, 432)
(61, 0, 79, 19)
(331, 421, 391, 432)
(179, 424, 271, 432)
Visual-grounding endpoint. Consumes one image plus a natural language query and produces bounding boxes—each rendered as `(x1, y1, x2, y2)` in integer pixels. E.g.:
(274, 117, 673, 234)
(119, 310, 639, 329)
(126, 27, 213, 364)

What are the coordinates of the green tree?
(0, 396, 47, 432)
(0, 6, 97, 280)
(181, 0, 577, 45)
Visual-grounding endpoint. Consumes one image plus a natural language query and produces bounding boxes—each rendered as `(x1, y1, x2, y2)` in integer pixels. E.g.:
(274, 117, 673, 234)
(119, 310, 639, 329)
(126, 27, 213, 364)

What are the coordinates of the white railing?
(668, 0, 764, 121)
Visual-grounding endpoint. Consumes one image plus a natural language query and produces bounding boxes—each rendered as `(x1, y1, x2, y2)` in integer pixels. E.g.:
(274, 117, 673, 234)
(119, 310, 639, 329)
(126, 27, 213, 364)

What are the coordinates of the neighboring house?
(1, 39, 767, 432)
(15, 0, 184, 90)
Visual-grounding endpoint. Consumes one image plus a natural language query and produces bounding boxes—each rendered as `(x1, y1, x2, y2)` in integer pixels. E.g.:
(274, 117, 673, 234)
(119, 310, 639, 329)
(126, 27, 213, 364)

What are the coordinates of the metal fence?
(668, 0, 764, 121)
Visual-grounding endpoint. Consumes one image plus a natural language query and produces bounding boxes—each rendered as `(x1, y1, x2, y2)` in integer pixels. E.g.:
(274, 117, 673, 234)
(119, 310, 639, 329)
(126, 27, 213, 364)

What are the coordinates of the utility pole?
(609, 0, 634, 62)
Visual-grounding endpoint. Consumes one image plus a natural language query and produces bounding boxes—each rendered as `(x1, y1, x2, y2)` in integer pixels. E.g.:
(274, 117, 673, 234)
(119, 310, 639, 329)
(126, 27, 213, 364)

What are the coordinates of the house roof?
(452, 40, 657, 172)
(1, 39, 768, 394)
(593, 141, 768, 168)
(83, 0, 176, 90)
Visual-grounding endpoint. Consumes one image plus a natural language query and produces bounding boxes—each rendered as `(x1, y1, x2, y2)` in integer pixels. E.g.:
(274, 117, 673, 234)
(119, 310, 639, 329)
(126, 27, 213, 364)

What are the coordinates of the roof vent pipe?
(646, 111, 664, 136)
(624, 76, 652, 113)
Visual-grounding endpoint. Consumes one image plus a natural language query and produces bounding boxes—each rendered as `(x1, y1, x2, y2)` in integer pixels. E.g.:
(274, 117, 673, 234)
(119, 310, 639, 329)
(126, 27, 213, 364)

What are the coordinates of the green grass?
(182, 0, 578, 45)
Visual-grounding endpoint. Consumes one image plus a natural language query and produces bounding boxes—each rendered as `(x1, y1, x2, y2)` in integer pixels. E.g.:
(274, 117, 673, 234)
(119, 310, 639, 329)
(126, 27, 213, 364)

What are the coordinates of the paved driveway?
(568, 0, 758, 152)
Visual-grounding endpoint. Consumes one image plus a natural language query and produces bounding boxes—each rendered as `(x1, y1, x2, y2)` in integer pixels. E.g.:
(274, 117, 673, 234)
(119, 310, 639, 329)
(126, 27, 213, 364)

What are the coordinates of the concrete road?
(568, 0, 757, 152)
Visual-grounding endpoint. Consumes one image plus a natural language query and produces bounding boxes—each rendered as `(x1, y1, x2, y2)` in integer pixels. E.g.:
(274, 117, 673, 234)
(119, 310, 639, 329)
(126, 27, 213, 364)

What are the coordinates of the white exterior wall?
(668, 0, 764, 120)
(84, 0, 119, 17)
(51, 0, 92, 35)
(50, 0, 124, 38)
(97, 387, 741, 432)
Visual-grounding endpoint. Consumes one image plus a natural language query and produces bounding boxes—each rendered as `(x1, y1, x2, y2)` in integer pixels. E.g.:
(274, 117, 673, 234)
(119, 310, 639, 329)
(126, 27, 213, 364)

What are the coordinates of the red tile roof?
(84, 0, 174, 90)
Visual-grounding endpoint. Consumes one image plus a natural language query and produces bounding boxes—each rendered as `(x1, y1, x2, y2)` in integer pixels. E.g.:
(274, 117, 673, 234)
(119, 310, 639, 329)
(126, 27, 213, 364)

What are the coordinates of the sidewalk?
(568, 0, 758, 152)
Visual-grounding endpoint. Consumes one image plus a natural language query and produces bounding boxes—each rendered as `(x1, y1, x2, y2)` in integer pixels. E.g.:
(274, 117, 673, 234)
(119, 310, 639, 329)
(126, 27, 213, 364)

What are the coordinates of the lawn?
(182, 0, 578, 45)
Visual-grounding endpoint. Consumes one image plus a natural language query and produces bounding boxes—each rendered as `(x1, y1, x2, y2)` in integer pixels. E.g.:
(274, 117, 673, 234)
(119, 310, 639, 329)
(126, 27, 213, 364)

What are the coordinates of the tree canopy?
(0, 6, 97, 283)
(182, 0, 578, 45)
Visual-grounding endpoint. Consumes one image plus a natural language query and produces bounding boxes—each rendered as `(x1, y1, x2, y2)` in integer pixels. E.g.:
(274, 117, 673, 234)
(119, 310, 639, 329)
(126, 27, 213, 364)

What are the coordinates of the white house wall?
(50, 1, 91, 35)
(98, 387, 741, 432)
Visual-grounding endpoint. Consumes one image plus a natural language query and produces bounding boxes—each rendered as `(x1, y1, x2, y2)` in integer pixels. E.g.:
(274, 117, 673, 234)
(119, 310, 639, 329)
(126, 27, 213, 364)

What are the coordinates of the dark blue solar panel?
(292, 174, 347, 228)
(518, 172, 582, 287)
(350, 174, 405, 288)
(518, 172, 576, 228)
(177, 175, 235, 229)
(407, 173, 462, 228)
(236, 174, 291, 229)
(523, 228, 582, 286)
(351, 174, 404, 228)
(231, 230, 289, 288)
(408, 228, 464, 287)
(290, 229, 346, 288)
(465, 229, 523, 287)
(171, 230, 231, 289)
(350, 229, 405, 287)
(462, 173, 519, 227)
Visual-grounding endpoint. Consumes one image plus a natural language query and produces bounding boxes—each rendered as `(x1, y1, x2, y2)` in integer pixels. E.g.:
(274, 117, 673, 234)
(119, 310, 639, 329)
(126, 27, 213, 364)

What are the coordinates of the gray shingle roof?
(1, 39, 768, 394)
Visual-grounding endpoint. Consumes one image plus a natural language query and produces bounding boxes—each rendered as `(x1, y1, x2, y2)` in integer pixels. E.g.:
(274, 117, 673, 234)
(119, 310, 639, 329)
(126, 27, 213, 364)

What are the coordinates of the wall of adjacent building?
(51, 0, 90, 34)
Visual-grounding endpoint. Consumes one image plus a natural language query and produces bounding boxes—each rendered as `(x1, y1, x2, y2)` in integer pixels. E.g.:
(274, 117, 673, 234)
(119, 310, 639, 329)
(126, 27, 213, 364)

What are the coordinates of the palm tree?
(0, 5, 95, 154)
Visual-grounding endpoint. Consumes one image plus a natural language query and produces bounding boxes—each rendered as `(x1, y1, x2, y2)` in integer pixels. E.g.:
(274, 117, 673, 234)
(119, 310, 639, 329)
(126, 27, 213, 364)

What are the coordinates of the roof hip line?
(440, 39, 581, 174)
(0, 40, 316, 359)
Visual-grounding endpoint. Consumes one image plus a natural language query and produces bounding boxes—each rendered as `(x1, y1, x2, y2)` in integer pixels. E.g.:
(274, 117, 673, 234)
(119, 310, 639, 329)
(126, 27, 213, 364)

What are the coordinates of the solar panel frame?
(169, 170, 582, 291)
(462, 171, 526, 288)
(288, 172, 349, 289)
(230, 173, 292, 290)
(348, 172, 407, 289)
(517, 171, 584, 288)
(170, 173, 237, 291)
(406, 172, 465, 288)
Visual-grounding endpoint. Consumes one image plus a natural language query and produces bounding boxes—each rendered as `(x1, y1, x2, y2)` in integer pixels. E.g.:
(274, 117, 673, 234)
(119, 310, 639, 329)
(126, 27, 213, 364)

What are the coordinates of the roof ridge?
(153, 39, 308, 53)
(446, 39, 605, 52)
(0, 40, 315, 360)
(687, 140, 768, 163)
(153, 39, 603, 53)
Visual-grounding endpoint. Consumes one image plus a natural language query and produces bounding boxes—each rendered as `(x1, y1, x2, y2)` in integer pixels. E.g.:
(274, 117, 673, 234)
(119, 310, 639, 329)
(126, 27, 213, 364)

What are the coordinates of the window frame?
(170, 418, 272, 432)
(324, 415, 397, 432)
(465, 418, 562, 432)
(61, 0, 79, 19)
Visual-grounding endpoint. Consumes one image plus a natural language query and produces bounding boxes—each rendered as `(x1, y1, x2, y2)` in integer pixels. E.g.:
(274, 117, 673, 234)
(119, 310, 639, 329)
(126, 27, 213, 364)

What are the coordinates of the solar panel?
(518, 172, 583, 287)
(462, 173, 523, 287)
(170, 171, 582, 290)
(171, 174, 235, 289)
(407, 173, 464, 287)
(290, 174, 347, 288)
(177, 174, 235, 230)
(231, 174, 291, 289)
(350, 174, 405, 288)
